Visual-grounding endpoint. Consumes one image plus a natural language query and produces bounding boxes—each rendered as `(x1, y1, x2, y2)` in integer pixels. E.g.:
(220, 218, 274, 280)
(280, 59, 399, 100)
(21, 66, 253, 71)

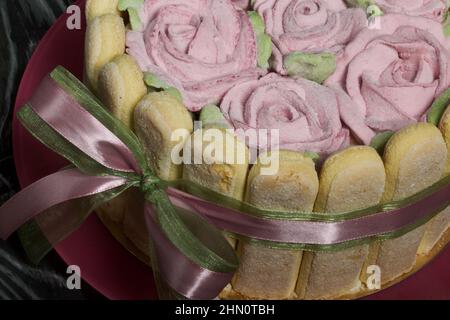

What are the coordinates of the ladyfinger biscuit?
(85, 14, 125, 92)
(134, 92, 194, 181)
(439, 104, 450, 175)
(98, 54, 147, 129)
(418, 206, 450, 255)
(183, 118, 249, 250)
(367, 123, 447, 284)
(418, 106, 450, 255)
(86, 0, 120, 23)
(122, 93, 193, 255)
(232, 151, 319, 300)
(182, 130, 249, 201)
(296, 146, 386, 299)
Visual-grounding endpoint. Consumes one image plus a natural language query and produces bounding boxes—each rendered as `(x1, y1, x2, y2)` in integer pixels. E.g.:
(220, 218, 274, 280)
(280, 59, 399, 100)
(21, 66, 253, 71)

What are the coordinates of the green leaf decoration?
(370, 131, 395, 155)
(165, 87, 183, 103)
(304, 151, 320, 163)
(344, 0, 374, 9)
(118, 0, 144, 11)
(199, 104, 230, 129)
(443, 7, 450, 37)
(144, 72, 171, 90)
(118, 0, 144, 31)
(284, 51, 336, 84)
(427, 87, 450, 125)
(248, 11, 265, 34)
(248, 11, 273, 69)
(144, 72, 183, 102)
(367, 4, 383, 17)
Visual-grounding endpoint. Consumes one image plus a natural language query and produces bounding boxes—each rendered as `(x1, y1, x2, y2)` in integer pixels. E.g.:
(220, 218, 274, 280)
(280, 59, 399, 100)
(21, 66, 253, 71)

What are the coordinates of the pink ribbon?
(0, 73, 449, 299)
(0, 168, 126, 239)
(167, 185, 450, 245)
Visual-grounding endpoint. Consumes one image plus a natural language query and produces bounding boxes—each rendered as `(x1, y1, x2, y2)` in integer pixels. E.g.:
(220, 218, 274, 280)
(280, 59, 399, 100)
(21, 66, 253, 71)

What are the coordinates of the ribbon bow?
(0, 66, 237, 300)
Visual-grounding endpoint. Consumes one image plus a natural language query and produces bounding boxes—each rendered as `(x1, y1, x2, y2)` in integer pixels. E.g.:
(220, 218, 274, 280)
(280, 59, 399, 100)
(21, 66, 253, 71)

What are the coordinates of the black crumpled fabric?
(0, 0, 99, 300)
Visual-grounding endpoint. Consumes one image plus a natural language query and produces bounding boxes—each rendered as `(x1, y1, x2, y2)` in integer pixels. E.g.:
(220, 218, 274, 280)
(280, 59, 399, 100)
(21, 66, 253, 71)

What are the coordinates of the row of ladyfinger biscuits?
(84, 5, 450, 300)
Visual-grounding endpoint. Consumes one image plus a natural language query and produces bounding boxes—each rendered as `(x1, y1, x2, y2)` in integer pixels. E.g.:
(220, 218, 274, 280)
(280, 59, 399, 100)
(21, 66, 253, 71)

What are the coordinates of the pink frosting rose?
(254, 0, 368, 73)
(326, 14, 450, 144)
(376, 0, 447, 22)
(126, 0, 265, 111)
(220, 73, 350, 155)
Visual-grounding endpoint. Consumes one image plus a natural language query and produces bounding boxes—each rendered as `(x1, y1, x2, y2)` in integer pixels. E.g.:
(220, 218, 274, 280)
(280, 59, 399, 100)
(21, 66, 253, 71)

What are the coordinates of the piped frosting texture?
(376, 0, 447, 22)
(326, 14, 450, 145)
(126, 0, 265, 111)
(220, 73, 350, 155)
(254, 0, 368, 73)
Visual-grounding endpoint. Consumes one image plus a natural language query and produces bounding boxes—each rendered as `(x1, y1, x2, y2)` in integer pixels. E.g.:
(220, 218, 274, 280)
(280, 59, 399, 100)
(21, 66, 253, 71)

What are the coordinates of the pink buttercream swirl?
(220, 73, 350, 155)
(326, 14, 450, 145)
(126, 0, 265, 111)
(254, 0, 367, 73)
(376, 0, 447, 22)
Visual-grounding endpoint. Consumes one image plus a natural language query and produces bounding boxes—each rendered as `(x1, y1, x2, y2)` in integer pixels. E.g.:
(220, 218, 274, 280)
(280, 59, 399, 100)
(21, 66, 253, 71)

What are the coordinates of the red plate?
(12, 0, 450, 300)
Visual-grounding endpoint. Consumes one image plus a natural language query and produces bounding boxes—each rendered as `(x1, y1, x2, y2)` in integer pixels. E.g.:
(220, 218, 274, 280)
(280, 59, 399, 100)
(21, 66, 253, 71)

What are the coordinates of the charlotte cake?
(87, 0, 450, 300)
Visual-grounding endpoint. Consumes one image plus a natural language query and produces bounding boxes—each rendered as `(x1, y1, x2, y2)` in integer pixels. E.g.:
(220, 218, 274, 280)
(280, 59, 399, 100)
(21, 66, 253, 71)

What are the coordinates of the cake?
(84, 0, 450, 299)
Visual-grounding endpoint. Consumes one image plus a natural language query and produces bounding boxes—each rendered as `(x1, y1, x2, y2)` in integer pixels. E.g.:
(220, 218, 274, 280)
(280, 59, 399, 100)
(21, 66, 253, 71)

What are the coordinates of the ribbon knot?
(140, 174, 165, 202)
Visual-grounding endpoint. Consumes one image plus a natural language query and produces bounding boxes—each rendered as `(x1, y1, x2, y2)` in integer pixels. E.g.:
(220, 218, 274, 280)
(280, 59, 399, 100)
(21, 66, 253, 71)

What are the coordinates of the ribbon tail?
(18, 182, 133, 264)
(144, 203, 237, 300)
(0, 168, 129, 241)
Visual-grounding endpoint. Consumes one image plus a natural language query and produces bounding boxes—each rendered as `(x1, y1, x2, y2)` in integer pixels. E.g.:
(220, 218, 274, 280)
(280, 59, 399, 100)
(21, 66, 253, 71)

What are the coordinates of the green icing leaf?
(248, 11, 265, 35)
(344, 0, 374, 9)
(444, 23, 450, 37)
(128, 8, 142, 31)
(165, 87, 183, 103)
(444, 7, 450, 37)
(427, 87, 450, 125)
(248, 11, 273, 69)
(118, 0, 144, 31)
(345, 1, 385, 19)
(144, 72, 171, 90)
(256, 33, 272, 69)
(118, 0, 144, 11)
(304, 151, 320, 163)
(199, 104, 230, 129)
(144, 73, 183, 103)
(284, 52, 336, 84)
(370, 131, 395, 155)
(367, 4, 383, 17)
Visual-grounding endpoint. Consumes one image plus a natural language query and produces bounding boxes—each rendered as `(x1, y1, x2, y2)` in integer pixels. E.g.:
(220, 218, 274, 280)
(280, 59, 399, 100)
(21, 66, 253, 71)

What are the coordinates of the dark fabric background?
(0, 0, 101, 300)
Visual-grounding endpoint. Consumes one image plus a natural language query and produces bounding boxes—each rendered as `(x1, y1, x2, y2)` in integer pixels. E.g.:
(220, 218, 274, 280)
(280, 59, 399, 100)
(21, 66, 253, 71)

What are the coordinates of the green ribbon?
(167, 175, 450, 251)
